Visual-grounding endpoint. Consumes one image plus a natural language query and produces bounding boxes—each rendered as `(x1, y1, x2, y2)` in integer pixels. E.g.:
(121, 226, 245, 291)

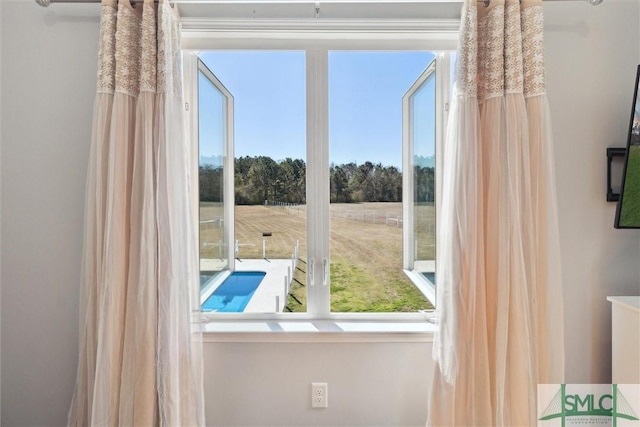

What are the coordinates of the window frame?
(402, 53, 451, 305)
(183, 19, 456, 323)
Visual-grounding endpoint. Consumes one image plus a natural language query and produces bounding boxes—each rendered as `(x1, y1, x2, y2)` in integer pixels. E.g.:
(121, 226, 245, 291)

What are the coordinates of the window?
(328, 51, 437, 313)
(184, 28, 453, 318)
(197, 61, 233, 298)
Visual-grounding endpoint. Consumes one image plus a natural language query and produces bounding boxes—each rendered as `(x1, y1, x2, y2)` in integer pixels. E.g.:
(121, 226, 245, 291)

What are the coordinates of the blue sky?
(199, 50, 435, 169)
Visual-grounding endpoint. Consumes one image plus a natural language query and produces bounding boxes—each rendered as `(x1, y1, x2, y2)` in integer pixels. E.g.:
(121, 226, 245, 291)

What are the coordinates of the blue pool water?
(200, 274, 214, 287)
(202, 271, 266, 312)
(422, 272, 436, 285)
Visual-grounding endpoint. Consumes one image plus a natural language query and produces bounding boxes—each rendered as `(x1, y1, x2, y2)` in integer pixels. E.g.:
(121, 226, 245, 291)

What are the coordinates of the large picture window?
(186, 40, 452, 317)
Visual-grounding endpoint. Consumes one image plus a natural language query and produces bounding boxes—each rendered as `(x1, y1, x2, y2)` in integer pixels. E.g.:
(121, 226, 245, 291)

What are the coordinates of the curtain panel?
(68, 0, 204, 425)
(428, 0, 564, 425)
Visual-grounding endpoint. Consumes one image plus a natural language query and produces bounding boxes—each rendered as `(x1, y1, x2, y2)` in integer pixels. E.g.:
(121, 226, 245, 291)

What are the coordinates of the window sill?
(200, 318, 436, 343)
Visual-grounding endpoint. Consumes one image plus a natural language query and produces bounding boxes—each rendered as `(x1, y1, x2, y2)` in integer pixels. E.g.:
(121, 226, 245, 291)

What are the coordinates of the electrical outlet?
(311, 383, 328, 408)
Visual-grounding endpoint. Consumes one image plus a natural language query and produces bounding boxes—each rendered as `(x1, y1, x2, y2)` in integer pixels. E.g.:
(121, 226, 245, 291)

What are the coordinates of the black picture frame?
(615, 65, 640, 229)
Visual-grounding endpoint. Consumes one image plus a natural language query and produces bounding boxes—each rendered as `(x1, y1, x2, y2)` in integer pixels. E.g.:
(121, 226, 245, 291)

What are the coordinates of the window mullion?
(306, 48, 330, 315)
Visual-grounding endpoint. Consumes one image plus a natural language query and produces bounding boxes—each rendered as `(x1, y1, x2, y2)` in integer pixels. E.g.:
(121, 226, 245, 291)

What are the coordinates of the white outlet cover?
(311, 383, 328, 408)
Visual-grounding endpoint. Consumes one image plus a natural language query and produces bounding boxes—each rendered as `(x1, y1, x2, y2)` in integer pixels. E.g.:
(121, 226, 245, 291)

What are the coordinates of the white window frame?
(183, 18, 457, 323)
(185, 54, 237, 305)
(402, 53, 451, 305)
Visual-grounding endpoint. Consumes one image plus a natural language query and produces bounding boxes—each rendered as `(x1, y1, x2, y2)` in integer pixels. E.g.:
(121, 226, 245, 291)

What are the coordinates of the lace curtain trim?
(158, 0, 183, 95)
(114, 0, 142, 97)
(95, 0, 182, 97)
(478, 4, 504, 102)
(522, 5, 546, 98)
(96, 2, 117, 94)
(504, 3, 524, 94)
(455, 0, 546, 101)
(454, 2, 478, 98)
(140, 0, 157, 93)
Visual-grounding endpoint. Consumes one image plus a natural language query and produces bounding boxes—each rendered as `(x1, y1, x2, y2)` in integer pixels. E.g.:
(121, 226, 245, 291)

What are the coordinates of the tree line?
(199, 156, 434, 205)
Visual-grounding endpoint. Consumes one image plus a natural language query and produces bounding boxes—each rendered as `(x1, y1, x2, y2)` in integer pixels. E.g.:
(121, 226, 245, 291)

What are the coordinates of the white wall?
(1, 1, 639, 426)
(0, 2, 98, 425)
(203, 340, 433, 426)
(544, 0, 640, 384)
(0, 0, 3, 421)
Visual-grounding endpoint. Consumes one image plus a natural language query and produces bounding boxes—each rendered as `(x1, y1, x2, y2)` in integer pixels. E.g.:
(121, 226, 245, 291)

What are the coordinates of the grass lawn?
(619, 145, 640, 227)
(200, 202, 434, 312)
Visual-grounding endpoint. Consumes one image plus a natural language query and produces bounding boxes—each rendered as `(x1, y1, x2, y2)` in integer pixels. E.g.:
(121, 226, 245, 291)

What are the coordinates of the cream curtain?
(428, 0, 564, 425)
(68, 0, 204, 425)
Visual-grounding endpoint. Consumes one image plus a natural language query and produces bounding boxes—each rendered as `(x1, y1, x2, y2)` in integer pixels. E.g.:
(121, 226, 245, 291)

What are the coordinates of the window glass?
(199, 68, 228, 289)
(200, 51, 308, 313)
(195, 48, 447, 315)
(328, 51, 434, 312)
(411, 67, 436, 285)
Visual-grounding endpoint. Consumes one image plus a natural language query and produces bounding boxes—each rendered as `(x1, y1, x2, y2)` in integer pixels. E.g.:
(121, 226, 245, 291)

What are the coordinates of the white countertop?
(607, 296, 640, 313)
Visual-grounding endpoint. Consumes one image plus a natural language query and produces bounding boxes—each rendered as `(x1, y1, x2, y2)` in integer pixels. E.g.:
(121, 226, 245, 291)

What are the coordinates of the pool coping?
(235, 258, 295, 313)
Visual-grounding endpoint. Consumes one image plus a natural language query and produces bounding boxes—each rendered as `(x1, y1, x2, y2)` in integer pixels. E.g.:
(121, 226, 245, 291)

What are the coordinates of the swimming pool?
(421, 272, 436, 285)
(200, 274, 214, 287)
(201, 271, 266, 312)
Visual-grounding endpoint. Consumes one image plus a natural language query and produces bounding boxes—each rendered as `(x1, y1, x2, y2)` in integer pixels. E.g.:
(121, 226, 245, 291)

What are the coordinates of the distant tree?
(228, 156, 404, 205)
(246, 156, 278, 204)
(414, 166, 434, 203)
(279, 158, 305, 204)
(382, 165, 402, 202)
(330, 165, 350, 203)
(235, 156, 255, 204)
(199, 165, 223, 202)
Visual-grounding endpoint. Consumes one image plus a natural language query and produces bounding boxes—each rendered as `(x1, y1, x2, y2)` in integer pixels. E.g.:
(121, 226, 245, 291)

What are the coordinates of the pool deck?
(234, 258, 298, 313)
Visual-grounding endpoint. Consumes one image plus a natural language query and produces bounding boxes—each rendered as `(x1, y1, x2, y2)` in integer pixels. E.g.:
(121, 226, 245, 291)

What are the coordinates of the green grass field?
(619, 145, 640, 227)
(200, 202, 434, 312)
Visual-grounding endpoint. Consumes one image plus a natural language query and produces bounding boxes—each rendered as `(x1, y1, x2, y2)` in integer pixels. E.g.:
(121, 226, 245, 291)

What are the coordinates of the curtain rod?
(35, 0, 603, 6)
